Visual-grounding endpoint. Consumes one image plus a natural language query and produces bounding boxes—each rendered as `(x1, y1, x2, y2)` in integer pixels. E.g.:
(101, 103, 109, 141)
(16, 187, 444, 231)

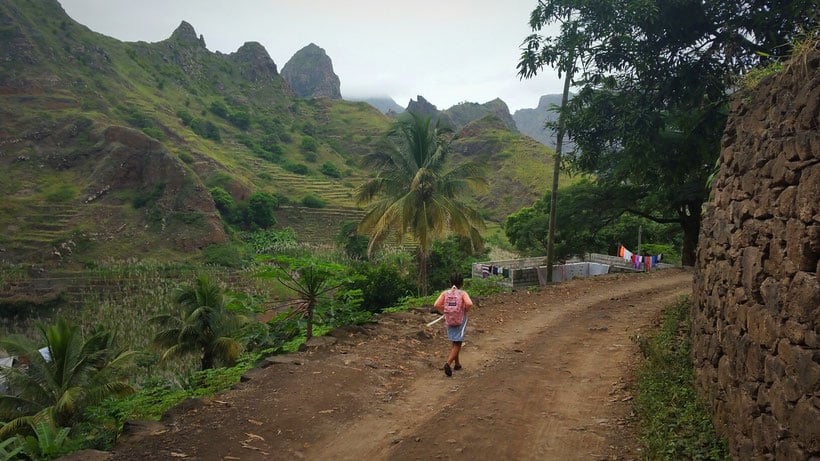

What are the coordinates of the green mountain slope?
(0, 0, 562, 267)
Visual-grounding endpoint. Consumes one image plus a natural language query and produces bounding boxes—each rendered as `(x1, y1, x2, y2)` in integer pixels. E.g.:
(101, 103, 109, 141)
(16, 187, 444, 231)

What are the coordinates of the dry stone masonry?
(693, 49, 819, 460)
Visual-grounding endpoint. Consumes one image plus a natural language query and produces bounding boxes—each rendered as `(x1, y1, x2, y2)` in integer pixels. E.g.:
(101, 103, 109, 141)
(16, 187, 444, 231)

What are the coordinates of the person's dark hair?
(449, 272, 464, 288)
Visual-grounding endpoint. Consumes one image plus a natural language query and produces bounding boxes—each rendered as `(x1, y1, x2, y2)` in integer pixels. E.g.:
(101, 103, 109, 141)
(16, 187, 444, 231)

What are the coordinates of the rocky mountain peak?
(228, 41, 279, 82)
(406, 95, 438, 118)
(170, 21, 206, 48)
(281, 43, 341, 99)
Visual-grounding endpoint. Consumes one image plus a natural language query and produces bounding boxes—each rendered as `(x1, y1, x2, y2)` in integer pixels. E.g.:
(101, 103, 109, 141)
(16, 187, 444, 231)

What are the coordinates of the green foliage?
(151, 275, 247, 370)
(246, 191, 279, 228)
(504, 178, 681, 259)
(634, 297, 729, 460)
(142, 126, 165, 141)
(177, 109, 193, 125)
(0, 318, 135, 439)
(256, 256, 352, 339)
(0, 434, 23, 460)
(301, 194, 326, 209)
(517, 0, 814, 265)
(345, 260, 415, 313)
(201, 243, 252, 268)
(242, 228, 299, 255)
(132, 183, 165, 209)
(336, 221, 369, 260)
(300, 135, 318, 153)
(356, 111, 487, 295)
(43, 184, 77, 203)
(178, 152, 194, 164)
(428, 236, 489, 290)
(320, 161, 341, 178)
(188, 118, 221, 141)
(17, 422, 74, 460)
(209, 186, 234, 215)
(283, 161, 309, 175)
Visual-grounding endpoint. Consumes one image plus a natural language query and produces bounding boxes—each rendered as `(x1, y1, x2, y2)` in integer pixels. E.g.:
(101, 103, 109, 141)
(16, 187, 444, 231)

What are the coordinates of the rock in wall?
(692, 49, 819, 460)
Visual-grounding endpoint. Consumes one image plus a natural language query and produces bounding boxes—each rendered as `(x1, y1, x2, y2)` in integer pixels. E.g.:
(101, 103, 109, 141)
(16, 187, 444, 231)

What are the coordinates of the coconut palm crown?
(355, 111, 487, 295)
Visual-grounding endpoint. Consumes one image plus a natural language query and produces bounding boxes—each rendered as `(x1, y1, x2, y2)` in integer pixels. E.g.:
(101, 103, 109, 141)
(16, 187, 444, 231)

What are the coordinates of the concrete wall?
(692, 50, 819, 459)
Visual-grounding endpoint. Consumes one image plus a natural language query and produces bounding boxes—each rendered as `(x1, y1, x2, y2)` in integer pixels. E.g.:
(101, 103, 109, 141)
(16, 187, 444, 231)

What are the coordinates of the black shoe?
(454, 364, 462, 371)
(444, 363, 452, 377)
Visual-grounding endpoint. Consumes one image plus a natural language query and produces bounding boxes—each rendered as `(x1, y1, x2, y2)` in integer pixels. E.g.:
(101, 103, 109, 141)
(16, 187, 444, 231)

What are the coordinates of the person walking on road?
(434, 272, 473, 377)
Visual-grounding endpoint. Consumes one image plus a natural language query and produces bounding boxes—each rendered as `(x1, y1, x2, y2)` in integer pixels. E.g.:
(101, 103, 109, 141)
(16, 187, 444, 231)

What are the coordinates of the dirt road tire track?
(111, 269, 692, 461)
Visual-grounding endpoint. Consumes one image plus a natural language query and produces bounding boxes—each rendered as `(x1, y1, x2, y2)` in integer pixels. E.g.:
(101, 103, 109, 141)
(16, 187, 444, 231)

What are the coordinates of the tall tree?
(518, 0, 815, 265)
(355, 111, 486, 295)
(152, 275, 245, 370)
(0, 318, 134, 439)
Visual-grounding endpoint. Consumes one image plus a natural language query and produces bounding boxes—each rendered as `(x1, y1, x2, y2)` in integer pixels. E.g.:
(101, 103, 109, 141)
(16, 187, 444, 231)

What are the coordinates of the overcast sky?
(57, 0, 565, 112)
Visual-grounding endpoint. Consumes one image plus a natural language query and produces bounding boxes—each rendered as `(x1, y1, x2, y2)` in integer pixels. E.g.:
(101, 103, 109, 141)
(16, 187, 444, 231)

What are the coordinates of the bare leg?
(447, 341, 462, 367)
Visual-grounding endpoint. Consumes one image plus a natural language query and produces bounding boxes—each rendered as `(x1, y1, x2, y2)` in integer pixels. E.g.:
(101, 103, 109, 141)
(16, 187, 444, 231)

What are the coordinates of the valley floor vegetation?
(0, 227, 502, 459)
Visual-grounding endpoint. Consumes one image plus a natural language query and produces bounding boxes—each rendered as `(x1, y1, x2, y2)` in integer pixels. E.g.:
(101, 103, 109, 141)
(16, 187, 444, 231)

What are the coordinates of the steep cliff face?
(692, 49, 819, 459)
(281, 43, 342, 99)
(405, 96, 517, 132)
(512, 94, 575, 152)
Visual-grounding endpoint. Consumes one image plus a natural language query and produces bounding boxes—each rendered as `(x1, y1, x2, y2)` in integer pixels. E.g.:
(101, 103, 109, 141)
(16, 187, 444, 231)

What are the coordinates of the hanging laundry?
(623, 248, 633, 262)
(645, 255, 652, 272)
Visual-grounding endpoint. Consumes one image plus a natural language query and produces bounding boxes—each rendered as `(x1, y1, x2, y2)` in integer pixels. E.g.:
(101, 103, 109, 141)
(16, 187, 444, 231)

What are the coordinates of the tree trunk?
(418, 248, 429, 297)
(679, 204, 701, 266)
(306, 301, 315, 340)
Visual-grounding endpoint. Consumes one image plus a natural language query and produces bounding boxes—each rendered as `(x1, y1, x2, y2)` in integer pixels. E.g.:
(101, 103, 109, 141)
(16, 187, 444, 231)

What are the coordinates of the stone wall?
(692, 50, 819, 460)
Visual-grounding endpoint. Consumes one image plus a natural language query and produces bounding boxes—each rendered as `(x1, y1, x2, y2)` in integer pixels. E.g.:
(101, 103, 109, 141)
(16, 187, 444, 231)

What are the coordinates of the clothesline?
(617, 245, 663, 271)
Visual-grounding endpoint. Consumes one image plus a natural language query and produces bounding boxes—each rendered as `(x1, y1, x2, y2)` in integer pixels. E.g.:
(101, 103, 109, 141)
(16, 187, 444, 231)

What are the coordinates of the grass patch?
(634, 296, 729, 460)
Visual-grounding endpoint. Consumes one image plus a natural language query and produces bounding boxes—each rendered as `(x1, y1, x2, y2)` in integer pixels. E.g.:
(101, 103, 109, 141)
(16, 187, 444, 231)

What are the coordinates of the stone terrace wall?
(692, 51, 819, 460)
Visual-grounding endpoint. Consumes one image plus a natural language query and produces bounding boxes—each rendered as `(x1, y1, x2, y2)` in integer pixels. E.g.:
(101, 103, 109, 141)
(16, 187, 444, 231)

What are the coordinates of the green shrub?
(142, 127, 165, 141)
(247, 191, 279, 228)
(301, 194, 326, 209)
(201, 243, 251, 268)
(178, 152, 194, 164)
(209, 187, 234, 215)
(133, 184, 165, 209)
(44, 184, 77, 203)
(428, 236, 489, 290)
(345, 261, 414, 312)
(300, 135, 318, 153)
(283, 162, 309, 175)
(320, 162, 341, 178)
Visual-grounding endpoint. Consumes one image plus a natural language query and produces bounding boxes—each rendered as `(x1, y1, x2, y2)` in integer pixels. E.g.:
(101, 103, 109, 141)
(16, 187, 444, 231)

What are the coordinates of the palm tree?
(0, 318, 134, 439)
(152, 275, 245, 370)
(355, 111, 486, 295)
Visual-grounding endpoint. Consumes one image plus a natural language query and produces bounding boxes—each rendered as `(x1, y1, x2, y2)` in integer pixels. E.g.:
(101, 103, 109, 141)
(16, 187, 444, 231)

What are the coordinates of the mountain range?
(0, 0, 567, 268)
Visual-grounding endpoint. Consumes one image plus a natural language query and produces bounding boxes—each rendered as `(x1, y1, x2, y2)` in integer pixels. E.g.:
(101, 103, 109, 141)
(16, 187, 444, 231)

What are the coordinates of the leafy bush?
(178, 152, 194, 164)
(283, 162, 309, 175)
(301, 194, 326, 209)
(209, 186, 234, 215)
(242, 228, 299, 255)
(300, 135, 318, 153)
(247, 191, 279, 228)
(133, 183, 165, 209)
(142, 127, 165, 141)
(320, 162, 341, 178)
(345, 261, 415, 312)
(201, 243, 252, 268)
(428, 236, 489, 290)
(336, 221, 369, 260)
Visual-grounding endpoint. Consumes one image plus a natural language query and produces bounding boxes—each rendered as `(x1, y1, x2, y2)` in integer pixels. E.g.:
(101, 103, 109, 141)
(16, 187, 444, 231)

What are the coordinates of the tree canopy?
(518, 0, 816, 265)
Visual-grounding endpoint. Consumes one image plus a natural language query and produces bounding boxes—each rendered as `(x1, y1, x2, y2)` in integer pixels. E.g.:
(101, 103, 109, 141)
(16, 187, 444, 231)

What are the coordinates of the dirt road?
(109, 269, 692, 461)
